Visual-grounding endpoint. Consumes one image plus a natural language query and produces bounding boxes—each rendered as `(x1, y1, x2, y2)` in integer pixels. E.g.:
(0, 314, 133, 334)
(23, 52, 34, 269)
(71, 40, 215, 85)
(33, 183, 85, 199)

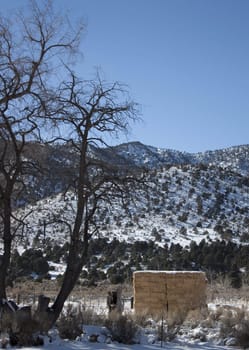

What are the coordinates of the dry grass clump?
(56, 301, 107, 340)
(105, 311, 139, 344)
(0, 337, 8, 349)
(219, 307, 241, 338)
(132, 310, 151, 327)
(157, 319, 178, 343)
(81, 307, 106, 326)
(235, 319, 249, 349)
(218, 306, 249, 348)
(184, 307, 209, 328)
(207, 278, 249, 305)
(57, 304, 140, 345)
(204, 305, 249, 348)
(167, 309, 189, 327)
(56, 303, 84, 340)
(201, 305, 242, 331)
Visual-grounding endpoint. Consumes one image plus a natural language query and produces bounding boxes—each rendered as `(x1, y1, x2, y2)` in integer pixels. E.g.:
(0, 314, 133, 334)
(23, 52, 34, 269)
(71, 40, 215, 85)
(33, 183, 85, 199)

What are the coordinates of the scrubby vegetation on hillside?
(8, 238, 248, 289)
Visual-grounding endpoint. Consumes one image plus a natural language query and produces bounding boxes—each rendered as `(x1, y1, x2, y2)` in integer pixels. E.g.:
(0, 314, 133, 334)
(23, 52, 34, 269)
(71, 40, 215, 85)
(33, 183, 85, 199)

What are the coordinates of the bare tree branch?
(0, 0, 84, 302)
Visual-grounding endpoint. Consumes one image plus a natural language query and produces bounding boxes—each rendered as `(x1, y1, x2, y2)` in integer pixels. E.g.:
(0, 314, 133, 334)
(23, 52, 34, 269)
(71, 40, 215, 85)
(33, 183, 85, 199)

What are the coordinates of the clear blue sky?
(2, 0, 249, 152)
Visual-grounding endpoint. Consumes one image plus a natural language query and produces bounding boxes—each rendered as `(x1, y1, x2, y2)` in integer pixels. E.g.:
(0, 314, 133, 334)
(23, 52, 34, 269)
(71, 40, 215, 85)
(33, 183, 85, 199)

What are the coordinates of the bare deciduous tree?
(0, 0, 83, 300)
(45, 73, 142, 324)
(0, 1, 143, 344)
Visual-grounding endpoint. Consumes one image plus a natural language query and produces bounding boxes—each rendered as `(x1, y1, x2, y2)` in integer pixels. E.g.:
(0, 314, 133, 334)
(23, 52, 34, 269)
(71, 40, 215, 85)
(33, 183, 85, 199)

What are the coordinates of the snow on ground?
(49, 262, 66, 280)
(10, 297, 243, 350)
(38, 340, 234, 350)
(2, 293, 245, 350)
(19, 325, 235, 350)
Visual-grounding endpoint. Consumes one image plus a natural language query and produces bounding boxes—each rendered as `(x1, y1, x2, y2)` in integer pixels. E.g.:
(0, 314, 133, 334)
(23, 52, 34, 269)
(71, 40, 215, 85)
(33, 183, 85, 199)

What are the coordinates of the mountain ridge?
(10, 141, 249, 251)
(8, 141, 248, 209)
(108, 142, 249, 174)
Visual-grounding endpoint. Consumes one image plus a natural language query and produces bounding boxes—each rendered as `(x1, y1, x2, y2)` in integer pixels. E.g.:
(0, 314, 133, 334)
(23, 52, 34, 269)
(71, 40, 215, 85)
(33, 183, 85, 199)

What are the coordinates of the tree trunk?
(32, 240, 89, 332)
(0, 199, 12, 300)
(50, 267, 81, 322)
(50, 243, 88, 323)
(47, 136, 89, 324)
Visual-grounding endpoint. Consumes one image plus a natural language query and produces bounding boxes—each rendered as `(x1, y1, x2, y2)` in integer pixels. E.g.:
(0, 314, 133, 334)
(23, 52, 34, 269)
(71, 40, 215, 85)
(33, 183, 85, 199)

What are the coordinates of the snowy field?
(9, 298, 244, 350)
(1, 289, 246, 350)
(2, 285, 247, 350)
(19, 325, 236, 350)
(3, 267, 248, 350)
(3, 276, 248, 350)
(36, 340, 234, 350)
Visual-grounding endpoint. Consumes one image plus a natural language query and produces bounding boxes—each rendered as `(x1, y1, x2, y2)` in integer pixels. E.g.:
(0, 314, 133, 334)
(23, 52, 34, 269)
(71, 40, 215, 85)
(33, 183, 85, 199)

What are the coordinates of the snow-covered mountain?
(13, 142, 249, 249)
(108, 142, 249, 175)
(20, 142, 248, 204)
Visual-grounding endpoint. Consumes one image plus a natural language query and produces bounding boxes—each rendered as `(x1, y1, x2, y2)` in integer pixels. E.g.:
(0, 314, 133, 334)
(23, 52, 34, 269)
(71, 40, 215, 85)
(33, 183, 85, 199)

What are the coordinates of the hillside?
(10, 142, 249, 206)
(13, 142, 249, 249)
(0, 141, 247, 286)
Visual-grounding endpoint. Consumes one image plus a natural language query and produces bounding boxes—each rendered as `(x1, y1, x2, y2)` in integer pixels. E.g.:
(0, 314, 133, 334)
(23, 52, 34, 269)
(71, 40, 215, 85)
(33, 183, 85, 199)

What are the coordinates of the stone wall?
(133, 271, 207, 318)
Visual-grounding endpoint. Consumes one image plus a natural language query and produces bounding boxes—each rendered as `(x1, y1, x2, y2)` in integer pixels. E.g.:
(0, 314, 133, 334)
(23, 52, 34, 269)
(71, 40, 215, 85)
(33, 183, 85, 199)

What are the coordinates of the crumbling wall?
(133, 271, 207, 318)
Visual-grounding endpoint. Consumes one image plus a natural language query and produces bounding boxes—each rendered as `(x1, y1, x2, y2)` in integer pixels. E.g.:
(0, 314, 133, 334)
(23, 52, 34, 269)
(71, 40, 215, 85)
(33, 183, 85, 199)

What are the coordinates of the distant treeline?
(9, 238, 248, 289)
